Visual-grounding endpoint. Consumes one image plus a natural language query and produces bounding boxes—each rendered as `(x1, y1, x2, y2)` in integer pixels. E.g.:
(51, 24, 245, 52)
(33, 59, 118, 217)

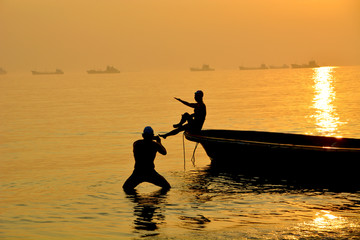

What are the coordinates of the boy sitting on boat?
(160, 90, 206, 139)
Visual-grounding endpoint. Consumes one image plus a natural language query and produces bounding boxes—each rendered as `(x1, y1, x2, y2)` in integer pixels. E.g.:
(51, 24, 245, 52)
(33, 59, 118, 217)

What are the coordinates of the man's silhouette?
(123, 126, 171, 191)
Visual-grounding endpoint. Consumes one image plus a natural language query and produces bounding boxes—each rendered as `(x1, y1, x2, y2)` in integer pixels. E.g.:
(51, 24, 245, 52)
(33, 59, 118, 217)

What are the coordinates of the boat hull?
(185, 130, 360, 181)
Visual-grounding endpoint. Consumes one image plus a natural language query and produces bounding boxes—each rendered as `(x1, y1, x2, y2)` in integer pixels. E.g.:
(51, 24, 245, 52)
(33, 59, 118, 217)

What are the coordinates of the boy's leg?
(160, 125, 186, 139)
(173, 113, 191, 128)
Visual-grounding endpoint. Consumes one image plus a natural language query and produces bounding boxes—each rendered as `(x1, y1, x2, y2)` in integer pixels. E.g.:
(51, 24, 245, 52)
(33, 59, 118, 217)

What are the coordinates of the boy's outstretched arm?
(174, 97, 196, 108)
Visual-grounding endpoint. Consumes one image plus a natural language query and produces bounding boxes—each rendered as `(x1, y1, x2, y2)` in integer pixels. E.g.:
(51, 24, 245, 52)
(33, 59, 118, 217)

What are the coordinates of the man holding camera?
(123, 126, 171, 191)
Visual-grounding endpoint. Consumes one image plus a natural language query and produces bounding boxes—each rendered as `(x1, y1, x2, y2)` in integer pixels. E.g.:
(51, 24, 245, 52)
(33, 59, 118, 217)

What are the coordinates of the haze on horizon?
(1, 0, 359, 72)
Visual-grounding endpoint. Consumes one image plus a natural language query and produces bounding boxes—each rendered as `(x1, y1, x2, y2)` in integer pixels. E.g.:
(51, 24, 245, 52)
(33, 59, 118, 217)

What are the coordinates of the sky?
(1, 0, 359, 72)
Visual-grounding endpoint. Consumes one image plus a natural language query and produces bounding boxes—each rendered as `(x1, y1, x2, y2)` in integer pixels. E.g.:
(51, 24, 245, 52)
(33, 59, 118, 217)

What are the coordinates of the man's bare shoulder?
(133, 139, 144, 146)
(133, 139, 158, 147)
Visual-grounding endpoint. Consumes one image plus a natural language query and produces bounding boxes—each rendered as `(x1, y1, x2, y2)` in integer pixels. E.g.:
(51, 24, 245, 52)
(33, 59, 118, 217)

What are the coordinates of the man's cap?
(143, 126, 154, 135)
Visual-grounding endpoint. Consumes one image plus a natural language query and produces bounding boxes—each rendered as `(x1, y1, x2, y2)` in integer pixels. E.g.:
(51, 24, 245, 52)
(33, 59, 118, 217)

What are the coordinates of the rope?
(182, 132, 199, 169)
(191, 142, 199, 167)
(182, 132, 186, 170)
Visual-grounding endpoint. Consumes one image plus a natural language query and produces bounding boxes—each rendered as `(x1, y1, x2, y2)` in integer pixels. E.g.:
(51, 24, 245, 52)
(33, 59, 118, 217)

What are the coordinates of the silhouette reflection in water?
(125, 188, 169, 236)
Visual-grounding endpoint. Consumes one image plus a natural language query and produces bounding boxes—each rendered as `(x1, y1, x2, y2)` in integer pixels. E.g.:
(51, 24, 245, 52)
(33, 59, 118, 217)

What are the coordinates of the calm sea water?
(1, 67, 360, 239)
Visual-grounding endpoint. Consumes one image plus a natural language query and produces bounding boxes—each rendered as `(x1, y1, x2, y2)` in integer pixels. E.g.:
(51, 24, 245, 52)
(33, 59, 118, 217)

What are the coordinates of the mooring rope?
(191, 142, 199, 167)
(182, 132, 199, 169)
(182, 132, 186, 170)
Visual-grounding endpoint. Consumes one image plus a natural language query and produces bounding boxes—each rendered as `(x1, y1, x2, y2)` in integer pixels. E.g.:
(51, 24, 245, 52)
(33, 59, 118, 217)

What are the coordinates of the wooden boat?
(185, 129, 360, 182)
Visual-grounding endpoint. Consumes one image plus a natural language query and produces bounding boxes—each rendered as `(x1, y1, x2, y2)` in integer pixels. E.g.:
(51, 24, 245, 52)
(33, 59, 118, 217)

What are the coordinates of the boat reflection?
(311, 67, 344, 136)
(184, 163, 360, 195)
(180, 165, 360, 238)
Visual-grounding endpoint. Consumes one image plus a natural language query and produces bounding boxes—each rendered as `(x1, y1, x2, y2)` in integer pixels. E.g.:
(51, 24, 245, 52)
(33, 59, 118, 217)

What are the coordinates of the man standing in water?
(123, 126, 171, 192)
(160, 90, 206, 139)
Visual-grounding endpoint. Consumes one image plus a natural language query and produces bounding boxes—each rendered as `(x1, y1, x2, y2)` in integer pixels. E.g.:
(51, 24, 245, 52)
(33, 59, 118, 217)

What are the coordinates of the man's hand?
(153, 135, 161, 143)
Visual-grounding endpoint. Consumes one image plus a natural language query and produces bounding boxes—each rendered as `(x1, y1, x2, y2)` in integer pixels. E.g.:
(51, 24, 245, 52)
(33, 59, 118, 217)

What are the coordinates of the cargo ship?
(190, 64, 215, 71)
(32, 69, 64, 75)
(87, 66, 120, 74)
(239, 64, 268, 70)
(291, 61, 320, 69)
(269, 64, 290, 69)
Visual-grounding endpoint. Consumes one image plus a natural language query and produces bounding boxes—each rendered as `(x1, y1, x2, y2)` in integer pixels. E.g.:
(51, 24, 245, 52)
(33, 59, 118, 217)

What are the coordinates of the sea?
(1, 66, 360, 239)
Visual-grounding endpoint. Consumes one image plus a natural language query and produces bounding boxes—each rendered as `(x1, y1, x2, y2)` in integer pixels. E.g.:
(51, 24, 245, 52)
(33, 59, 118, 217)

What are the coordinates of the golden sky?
(1, 0, 359, 72)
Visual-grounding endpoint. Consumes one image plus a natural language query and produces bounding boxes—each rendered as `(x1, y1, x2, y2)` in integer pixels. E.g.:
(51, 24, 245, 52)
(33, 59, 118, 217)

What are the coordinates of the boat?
(291, 61, 319, 69)
(32, 69, 64, 75)
(87, 66, 120, 74)
(185, 129, 360, 182)
(269, 64, 289, 69)
(0, 68, 6, 74)
(190, 64, 215, 71)
(239, 64, 268, 70)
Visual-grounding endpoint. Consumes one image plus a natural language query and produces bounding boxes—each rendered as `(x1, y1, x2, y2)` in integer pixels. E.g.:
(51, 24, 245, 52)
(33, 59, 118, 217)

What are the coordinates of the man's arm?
(154, 136, 167, 155)
(174, 97, 196, 108)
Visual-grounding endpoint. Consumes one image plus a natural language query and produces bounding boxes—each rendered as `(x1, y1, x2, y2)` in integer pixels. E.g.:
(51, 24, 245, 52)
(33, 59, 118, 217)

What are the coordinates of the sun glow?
(311, 67, 342, 136)
(292, 209, 359, 239)
(314, 211, 338, 227)
(310, 210, 352, 232)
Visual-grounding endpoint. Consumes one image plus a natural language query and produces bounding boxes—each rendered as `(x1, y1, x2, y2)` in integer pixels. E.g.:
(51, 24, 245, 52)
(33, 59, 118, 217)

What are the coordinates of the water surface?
(1, 67, 360, 239)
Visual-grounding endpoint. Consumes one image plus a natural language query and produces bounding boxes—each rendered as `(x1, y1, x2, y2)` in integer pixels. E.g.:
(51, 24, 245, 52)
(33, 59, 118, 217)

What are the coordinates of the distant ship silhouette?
(291, 61, 320, 69)
(87, 66, 120, 74)
(190, 64, 215, 71)
(32, 69, 64, 75)
(269, 64, 289, 69)
(239, 64, 268, 70)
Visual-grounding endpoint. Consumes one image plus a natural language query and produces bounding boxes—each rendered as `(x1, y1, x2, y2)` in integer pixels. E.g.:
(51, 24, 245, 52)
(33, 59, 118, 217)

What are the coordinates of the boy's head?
(195, 90, 204, 102)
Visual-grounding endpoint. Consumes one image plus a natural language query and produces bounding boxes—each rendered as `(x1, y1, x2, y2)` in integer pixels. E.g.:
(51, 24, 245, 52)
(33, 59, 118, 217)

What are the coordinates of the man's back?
(123, 126, 170, 191)
(133, 139, 166, 171)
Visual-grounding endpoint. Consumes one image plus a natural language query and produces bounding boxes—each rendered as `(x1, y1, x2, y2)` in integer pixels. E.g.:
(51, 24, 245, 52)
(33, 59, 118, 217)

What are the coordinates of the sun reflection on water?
(310, 67, 344, 136)
(313, 210, 339, 228)
(304, 210, 356, 234)
(287, 210, 360, 239)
